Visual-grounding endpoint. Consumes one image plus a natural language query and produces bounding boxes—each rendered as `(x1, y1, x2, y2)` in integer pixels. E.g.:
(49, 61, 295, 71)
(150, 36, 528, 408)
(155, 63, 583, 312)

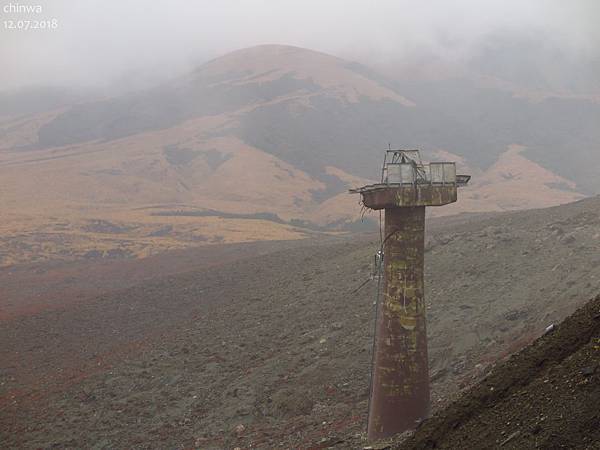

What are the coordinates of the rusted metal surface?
(352, 149, 469, 441)
(367, 206, 430, 440)
(359, 184, 457, 209)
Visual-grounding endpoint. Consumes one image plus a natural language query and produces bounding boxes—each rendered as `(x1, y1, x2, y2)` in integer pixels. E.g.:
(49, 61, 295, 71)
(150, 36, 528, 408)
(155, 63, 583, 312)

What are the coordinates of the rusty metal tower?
(351, 149, 469, 441)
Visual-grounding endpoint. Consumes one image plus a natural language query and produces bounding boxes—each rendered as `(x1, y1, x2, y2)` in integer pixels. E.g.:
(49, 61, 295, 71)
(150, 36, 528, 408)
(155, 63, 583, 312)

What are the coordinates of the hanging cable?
(366, 208, 386, 425)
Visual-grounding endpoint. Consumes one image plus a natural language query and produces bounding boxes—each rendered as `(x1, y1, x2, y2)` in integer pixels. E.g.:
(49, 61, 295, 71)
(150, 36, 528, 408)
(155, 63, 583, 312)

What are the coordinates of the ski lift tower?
(350, 149, 470, 441)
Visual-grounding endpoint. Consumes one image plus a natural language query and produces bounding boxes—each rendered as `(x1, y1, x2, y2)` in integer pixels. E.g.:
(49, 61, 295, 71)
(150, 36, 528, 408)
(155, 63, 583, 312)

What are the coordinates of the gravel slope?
(1, 196, 599, 449)
(394, 294, 600, 450)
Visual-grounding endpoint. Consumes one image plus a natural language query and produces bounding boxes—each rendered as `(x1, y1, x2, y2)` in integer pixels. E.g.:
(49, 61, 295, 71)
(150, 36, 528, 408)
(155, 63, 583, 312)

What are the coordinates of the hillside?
(2, 196, 599, 449)
(394, 294, 600, 450)
(1, 44, 599, 267)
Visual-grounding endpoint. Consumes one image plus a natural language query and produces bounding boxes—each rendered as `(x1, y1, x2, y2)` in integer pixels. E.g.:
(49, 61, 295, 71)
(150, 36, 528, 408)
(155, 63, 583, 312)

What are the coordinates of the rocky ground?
(1, 196, 599, 449)
(394, 294, 600, 450)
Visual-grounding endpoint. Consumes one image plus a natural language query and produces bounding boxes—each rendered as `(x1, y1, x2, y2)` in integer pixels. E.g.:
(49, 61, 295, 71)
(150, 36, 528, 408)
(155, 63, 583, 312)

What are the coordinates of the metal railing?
(383, 161, 456, 185)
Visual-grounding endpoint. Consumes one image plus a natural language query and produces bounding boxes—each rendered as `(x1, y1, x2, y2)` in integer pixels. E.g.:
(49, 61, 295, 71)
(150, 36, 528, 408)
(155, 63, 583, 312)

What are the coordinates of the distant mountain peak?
(194, 44, 415, 105)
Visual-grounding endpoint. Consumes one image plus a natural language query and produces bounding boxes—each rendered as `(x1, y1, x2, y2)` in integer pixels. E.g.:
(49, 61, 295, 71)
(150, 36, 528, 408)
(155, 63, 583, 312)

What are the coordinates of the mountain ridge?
(0, 44, 597, 266)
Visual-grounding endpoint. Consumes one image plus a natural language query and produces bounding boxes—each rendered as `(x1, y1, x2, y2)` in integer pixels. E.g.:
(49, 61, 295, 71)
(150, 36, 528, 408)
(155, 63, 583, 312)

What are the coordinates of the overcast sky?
(1, 0, 598, 91)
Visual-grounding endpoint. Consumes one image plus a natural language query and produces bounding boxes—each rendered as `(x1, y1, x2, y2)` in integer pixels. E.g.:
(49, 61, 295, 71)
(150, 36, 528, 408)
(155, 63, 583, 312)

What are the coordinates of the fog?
(1, 0, 599, 91)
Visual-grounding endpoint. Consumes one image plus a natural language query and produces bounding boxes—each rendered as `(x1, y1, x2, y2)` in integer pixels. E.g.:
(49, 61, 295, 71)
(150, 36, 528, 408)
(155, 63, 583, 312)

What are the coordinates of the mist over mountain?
(0, 86, 99, 117)
(14, 43, 600, 190)
(466, 32, 600, 96)
(1, 42, 598, 266)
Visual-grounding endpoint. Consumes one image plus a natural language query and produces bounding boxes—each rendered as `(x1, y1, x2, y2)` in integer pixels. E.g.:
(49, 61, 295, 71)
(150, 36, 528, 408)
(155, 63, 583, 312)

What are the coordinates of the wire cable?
(366, 209, 386, 428)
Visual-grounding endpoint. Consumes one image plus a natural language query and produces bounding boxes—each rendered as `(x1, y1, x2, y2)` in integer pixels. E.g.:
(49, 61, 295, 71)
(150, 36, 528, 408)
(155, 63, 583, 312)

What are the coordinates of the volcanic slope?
(1, 196, 599, 449)
(394, 294, 600, 450)
(2, 44, 598, 267)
